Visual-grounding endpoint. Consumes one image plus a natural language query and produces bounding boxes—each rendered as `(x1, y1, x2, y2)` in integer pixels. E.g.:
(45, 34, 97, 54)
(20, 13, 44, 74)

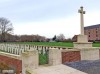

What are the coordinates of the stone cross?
(78, 6, 85, 35)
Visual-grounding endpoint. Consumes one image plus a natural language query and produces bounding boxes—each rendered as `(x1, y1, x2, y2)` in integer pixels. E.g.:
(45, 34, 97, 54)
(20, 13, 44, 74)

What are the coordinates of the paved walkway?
(32, 64, 87, 74)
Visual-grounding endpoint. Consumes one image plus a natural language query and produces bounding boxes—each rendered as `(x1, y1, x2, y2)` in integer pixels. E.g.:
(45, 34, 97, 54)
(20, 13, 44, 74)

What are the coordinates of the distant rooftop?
(84, 24, 100, 30)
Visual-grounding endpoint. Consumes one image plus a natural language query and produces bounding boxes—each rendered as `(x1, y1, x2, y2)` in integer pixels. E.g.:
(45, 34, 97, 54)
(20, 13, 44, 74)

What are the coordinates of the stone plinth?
(74, 35, 92, 48)
(49, 48, 62, 66)
(77, 35, 88, 43)
(80, 48, 100, 60)
(21, 50, 38, 74)
(74, 42, 92, 48)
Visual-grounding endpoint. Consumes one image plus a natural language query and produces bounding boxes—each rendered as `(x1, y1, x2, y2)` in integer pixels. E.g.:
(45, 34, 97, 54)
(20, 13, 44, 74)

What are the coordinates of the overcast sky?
(0, 0, 100, 38)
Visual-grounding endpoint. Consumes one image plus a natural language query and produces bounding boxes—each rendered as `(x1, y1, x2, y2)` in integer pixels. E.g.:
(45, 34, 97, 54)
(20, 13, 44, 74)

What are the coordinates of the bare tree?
(0, 17, 13, 42)
(56, 34, 65, 42)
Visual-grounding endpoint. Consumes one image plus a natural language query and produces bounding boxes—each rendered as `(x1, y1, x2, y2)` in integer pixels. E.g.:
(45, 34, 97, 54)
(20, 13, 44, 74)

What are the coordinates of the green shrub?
(39, 54, 48, 65)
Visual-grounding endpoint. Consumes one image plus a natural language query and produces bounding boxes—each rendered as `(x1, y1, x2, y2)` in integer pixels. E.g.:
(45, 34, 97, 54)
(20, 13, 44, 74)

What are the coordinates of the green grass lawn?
(1, 42, 100, 47)
(93, 42, 100, 47)
(39, 54, 48, 65)
(3, 42, 73, 47)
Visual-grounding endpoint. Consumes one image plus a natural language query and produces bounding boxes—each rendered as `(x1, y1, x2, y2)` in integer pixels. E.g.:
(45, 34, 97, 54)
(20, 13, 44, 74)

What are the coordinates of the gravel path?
(64, 60, 100, 74)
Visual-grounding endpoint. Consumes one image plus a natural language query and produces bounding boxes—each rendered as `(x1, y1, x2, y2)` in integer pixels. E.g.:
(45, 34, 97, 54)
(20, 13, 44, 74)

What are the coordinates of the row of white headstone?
(0, 43, 64, 55)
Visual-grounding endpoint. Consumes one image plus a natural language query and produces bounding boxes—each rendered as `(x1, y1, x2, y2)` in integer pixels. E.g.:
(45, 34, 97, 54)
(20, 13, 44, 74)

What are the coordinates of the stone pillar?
(21, 50, 39, 74)
(78, 6, 85, 35)
(49, 48, 62, 65)
(80, 48, 99, 60)
(73, 6, 92, 48)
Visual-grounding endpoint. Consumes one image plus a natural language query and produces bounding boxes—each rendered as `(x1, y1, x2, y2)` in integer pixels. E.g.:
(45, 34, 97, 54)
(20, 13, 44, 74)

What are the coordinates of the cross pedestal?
(74, 35, 92, 48)
(73, 6, 92, 48)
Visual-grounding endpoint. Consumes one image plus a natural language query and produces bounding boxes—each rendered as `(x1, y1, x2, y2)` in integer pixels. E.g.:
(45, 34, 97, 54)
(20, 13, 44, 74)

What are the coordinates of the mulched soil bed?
(64, 60, 100, 74)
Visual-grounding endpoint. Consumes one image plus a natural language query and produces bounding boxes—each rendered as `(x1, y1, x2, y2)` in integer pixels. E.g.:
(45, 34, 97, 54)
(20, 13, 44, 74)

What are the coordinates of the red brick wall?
(84, 28, 100, 41)
(62, 51, 81, 63)
(0, 55, 22, 74)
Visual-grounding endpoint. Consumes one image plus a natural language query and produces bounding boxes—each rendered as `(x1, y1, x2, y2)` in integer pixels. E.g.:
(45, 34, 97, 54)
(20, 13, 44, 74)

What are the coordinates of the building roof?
(84, 24, 100, 30)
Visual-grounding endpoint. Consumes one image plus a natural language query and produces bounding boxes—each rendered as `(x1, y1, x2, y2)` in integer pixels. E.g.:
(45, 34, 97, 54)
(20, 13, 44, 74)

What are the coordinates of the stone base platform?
(79, 47, 100, 60)
(73, 35, 93, 48)
(73, 42, 92, 48)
